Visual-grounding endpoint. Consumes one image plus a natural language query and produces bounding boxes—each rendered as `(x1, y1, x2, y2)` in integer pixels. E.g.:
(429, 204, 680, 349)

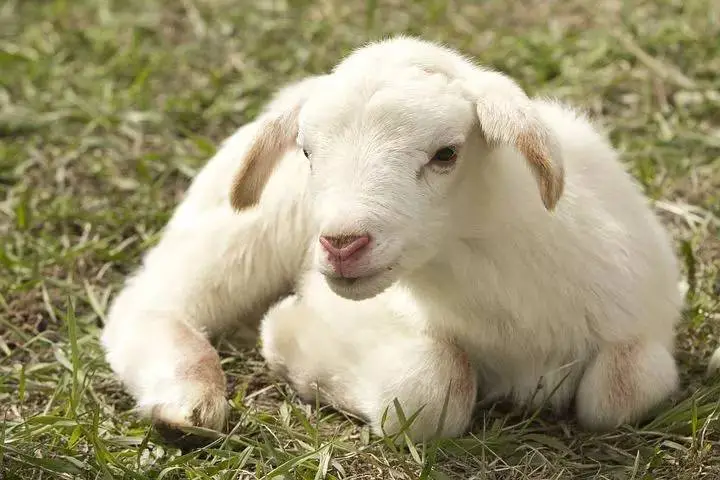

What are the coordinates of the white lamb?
(102, 37, 689, 442)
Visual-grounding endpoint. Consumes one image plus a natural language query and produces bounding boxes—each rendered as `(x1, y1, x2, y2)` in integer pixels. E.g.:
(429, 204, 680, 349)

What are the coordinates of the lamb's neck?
(401, 238, 485, 311)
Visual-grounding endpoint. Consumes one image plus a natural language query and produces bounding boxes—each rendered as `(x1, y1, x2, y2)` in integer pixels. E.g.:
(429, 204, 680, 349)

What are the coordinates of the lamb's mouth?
(323, 266, 397, 300)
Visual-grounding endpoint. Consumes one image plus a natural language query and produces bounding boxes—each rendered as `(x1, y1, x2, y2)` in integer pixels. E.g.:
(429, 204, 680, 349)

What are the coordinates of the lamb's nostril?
(319, 234, 371, 260)
(320, 235, 368, 252)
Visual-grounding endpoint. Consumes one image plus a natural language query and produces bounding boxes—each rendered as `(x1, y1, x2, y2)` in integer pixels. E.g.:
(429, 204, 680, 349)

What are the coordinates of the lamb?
(102, 36, 689, 442)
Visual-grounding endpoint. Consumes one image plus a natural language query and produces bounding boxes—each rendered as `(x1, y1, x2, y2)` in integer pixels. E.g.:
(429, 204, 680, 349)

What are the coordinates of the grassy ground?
(1, 0, 719, 478)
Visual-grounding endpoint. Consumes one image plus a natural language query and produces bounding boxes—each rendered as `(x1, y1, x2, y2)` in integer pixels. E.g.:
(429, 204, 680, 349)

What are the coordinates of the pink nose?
(319, 234, 370, 261)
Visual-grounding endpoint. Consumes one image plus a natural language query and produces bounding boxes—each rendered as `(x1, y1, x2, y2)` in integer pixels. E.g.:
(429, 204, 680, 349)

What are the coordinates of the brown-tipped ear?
(514, 129, 564, 211)
(469, 70, 565, 211)
(229, 75, 328, 211)
(230, 107, 300, 211)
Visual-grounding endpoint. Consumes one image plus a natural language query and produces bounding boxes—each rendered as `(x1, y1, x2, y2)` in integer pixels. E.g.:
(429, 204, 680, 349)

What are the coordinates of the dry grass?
(1, 0, 719, 478)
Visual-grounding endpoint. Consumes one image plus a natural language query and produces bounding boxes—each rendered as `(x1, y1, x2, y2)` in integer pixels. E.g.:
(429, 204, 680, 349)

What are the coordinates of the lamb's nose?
(319, 234, 370, 261)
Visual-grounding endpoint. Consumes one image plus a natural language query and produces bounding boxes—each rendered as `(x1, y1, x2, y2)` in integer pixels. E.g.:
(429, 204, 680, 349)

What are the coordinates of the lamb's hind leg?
(102, 208, 310, 435)
(102, 140, 313, 435)
(260, 294, 477, 442)
(575, 340, 678, 430)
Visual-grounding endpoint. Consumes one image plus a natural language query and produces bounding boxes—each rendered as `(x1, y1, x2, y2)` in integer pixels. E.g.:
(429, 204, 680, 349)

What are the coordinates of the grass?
(1, 0, 719, 478)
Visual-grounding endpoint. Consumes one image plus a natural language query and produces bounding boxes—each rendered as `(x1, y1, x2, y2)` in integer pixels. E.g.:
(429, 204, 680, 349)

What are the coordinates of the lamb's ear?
(466, 69, 565, 211)
(229, 76, 326, 211)
(229, 108, 301, 210)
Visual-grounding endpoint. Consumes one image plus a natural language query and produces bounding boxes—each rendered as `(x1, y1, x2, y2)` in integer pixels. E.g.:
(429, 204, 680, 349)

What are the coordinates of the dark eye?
(431, 146, 457, 164)
(302, 148, 310, 158)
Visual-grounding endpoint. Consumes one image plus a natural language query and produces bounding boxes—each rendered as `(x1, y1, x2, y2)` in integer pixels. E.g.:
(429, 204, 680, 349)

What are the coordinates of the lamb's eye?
(302, 148, 310, 159)
(431, 146, 457, 164)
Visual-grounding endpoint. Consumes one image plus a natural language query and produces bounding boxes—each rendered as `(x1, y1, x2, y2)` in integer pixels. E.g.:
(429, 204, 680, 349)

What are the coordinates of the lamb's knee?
(364, 341, 477, 442)
(576, 340, 678, 430)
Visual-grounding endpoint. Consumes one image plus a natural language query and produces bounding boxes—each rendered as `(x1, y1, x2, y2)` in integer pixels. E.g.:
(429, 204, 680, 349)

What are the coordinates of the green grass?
(1, 0, 719, 478)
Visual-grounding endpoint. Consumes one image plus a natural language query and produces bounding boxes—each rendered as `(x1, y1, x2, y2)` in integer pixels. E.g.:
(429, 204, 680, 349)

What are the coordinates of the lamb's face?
(298, 70, 476, 300)
(230, 40, 564, 301)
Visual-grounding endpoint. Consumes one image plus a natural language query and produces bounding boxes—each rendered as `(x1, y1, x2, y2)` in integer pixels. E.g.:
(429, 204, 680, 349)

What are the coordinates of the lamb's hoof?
(152, 419, 218, 451)
(149, 393, 229, 450)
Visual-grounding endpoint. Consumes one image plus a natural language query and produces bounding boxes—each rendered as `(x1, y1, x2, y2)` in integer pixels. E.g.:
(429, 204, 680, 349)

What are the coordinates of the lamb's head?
(230, 37, 564, 300)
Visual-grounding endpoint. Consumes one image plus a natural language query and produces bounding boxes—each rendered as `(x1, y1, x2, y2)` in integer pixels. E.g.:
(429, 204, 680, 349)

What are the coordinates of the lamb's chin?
(323, 270, 397, 301)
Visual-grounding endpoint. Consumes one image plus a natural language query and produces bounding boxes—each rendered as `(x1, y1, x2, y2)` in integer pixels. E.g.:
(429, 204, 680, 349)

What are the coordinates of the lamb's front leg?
(260, 293, 477, 442)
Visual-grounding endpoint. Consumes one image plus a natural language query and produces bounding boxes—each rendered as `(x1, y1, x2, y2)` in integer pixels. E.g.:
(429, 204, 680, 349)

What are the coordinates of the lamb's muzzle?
(318, 233, 371, 278)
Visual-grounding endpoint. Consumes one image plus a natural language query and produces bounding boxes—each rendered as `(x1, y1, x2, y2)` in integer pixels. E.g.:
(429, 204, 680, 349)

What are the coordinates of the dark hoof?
(152, 419, 223, 451)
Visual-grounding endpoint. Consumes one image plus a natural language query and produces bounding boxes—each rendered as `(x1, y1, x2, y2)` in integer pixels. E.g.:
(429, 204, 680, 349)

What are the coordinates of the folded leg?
(260, 287, 477, 442)
(575, 339, 678, 430)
